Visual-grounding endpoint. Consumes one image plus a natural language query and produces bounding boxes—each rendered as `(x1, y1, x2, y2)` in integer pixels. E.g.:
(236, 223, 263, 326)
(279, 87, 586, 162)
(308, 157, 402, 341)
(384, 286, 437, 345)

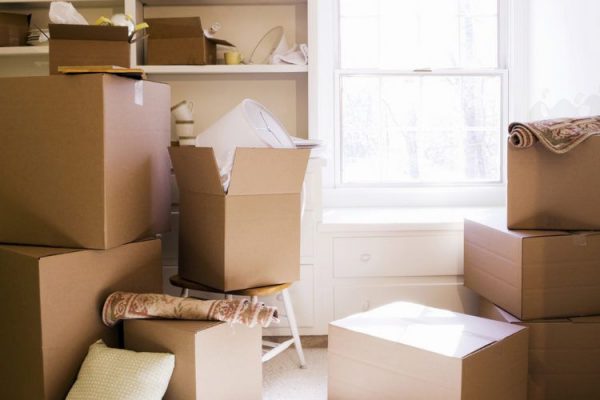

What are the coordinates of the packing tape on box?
(134, 81, 143, 106)
(573, 233, 588, 247)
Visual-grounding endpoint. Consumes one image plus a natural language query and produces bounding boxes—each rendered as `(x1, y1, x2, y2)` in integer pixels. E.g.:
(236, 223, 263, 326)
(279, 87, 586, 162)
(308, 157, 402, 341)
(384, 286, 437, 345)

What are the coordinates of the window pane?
(340, 74, 502, 184)
(339, 0, 498, 69)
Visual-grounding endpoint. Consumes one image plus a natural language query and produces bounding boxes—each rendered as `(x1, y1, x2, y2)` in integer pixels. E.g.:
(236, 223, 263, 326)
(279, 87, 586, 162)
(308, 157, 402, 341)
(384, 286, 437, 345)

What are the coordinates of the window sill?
(319, 206, 504, 233)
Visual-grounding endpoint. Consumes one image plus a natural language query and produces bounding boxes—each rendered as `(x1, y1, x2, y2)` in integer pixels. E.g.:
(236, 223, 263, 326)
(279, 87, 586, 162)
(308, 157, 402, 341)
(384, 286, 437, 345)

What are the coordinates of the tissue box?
(0, 239, 163, 400)
(125, 320, 262, 400)
(49, 24, 131, 74)
(0, 74, 171, 249)
(508, 137, 600, 230)
(480, 299, 600, 400)
(169, 146, 309, 291)
(328, 302, 529, 400)
(0, 12, 30, 46)
(146, 17, 234, 65)
(464, 213, 600, 320)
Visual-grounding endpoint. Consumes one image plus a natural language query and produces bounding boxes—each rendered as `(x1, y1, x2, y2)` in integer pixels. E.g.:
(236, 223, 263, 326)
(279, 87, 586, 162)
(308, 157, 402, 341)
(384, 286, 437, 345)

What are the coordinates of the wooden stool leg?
(282, 288, 306, 368)
(180, 288, 189, 298)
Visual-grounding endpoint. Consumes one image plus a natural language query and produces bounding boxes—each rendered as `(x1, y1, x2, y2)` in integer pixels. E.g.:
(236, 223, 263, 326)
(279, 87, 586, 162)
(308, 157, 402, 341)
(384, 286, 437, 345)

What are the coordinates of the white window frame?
(319, 0, 523, 208)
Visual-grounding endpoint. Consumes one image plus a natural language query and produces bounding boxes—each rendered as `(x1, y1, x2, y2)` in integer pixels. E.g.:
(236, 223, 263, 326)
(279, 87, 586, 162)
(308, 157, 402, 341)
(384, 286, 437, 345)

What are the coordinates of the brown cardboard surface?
(48, 24, 130, 74)
(479, 299, 600, 400)
(0, 74, 171, 249)
(328, 302, 528, 400)
(146, 17, 234, 65)
(464, 212, 600, 319)
(170, 147, 309, 291)
(0, 12, 30, 46)
(0, 239, 163, 400)
(124, 320, 262, 400)
(508, 137, 600, 230)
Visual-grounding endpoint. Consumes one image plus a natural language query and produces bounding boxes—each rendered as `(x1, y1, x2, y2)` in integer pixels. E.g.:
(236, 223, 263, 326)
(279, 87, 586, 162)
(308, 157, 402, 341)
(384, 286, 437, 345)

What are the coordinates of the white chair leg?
(282, 288, 306, 368)
(180, 288, 189, 298)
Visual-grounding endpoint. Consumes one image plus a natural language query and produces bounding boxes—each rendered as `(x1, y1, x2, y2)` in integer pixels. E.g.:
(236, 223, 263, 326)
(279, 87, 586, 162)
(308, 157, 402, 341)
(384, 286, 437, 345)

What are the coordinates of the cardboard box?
(0, 12, 30, 46)
(0, 74, 171, 249)
(146, 17, 234, 65)
(0, 239, 163, 400)
(49, 24, 131, 74)
(464, 213, 600, 320)
(328, 301, 528, 400)
(508, 137, 600, 230)
(480, 299, 600, 400)
(125, 320, 262, 400)
(169, 146, 309, 291)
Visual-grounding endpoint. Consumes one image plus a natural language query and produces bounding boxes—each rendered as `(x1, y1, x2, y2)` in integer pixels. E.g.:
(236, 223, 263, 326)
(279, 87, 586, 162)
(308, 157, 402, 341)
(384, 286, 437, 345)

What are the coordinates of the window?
(336, 0, 507, 188)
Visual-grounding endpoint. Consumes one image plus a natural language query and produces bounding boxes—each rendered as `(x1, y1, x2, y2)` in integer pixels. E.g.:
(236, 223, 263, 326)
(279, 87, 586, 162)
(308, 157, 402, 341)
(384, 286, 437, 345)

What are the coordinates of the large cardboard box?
(328, 302, 528, 400)
(0, 12, 30, 46)
(508, 137, 600, 230)
(125, 320, 262, 400)
(0, 239, 163, 400)
(49, 24, 131, 74)
(146, 17, 234, 65)
(464, 214, 600, 320)
(0, 74, 171, 249)
(169, 146, 309, 291)
(480, 299, 600, 400)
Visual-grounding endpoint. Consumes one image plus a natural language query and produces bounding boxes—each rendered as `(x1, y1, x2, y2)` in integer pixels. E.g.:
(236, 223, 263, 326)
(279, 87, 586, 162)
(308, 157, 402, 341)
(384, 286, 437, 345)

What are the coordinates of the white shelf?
(0, 46, 48, 56)
(141, 64, 308, 75)
(140, 0, 306, 6)
(0, 0, 121, 7)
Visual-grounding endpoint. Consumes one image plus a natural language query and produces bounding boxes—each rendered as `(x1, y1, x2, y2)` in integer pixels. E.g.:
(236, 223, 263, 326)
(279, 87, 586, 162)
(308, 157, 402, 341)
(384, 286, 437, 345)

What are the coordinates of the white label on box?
(134, 81, 143, 106)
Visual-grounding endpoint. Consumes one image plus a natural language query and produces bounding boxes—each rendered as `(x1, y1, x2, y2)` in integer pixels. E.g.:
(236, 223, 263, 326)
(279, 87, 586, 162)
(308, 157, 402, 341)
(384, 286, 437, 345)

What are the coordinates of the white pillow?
(66, 340, 174, 400)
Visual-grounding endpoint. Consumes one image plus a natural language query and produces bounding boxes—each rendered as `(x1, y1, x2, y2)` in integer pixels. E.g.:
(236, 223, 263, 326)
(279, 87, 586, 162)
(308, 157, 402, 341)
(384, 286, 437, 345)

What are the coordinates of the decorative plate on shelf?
(248, 26, 284, 64)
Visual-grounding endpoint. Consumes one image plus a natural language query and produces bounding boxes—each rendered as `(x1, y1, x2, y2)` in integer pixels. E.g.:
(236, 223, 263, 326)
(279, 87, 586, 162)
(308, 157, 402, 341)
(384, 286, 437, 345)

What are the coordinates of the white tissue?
(271, 44, 308, 65)
(269, 35, 308, 65)
(49, 1, 88, 25)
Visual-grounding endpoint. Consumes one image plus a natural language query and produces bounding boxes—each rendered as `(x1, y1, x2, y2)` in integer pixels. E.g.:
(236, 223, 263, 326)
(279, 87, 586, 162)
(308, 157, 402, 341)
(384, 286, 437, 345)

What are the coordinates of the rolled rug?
(508, 115, 600, 154)
(102, 292, 279, 328)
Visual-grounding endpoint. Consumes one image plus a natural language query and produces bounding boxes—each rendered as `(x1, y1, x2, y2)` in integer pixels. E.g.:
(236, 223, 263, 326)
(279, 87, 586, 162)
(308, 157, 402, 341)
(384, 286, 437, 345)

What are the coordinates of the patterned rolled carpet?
(509, 115, 600, 153)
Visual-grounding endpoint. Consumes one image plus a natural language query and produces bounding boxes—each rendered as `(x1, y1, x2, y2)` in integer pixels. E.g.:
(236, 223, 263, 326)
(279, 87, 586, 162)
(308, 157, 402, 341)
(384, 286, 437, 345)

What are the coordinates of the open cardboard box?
(480, 299, 600, 400)
(464, 212, 600, 320)
(146, 17, 234, 65)
(508, 136, 600, 230)
(0, 74, 171, 249)
(125, 320, 262, 400)
(169, 146, 309, 291)
(328, 302, 529, 400)
(49, 24, 131, 74)
(0, 12, 30, 46)
(0, 239, 163, 400)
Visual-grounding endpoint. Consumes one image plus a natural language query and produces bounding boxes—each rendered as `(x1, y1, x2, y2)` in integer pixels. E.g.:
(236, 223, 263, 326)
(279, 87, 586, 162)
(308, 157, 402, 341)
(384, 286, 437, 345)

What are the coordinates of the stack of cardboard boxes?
(0, 73, 171, 399)
(465, 139, 600, 399)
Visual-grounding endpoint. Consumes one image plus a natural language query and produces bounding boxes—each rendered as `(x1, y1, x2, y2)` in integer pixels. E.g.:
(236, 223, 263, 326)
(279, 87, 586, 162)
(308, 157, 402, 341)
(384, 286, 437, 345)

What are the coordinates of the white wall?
(527, 0, 600, 119)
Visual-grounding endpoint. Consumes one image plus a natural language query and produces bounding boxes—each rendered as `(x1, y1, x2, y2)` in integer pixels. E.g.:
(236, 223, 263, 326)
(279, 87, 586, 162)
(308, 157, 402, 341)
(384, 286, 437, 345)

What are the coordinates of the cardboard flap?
(147, 17, 203, 39)
(169, 147, 224, 195)
(0, 244, 80, 259)
(48, 24, 129, 41)
(571, 316, 600, 323)
(146, 17, 234, 45)
(228, 148, 310, 195)
(331, 302, 525, 359)
(207, 37, 235, 47)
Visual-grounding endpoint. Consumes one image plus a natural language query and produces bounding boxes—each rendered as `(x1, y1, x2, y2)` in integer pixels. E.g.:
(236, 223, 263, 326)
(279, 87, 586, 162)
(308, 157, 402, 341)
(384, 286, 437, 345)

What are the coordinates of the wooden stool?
(169, 274, 306, 368)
